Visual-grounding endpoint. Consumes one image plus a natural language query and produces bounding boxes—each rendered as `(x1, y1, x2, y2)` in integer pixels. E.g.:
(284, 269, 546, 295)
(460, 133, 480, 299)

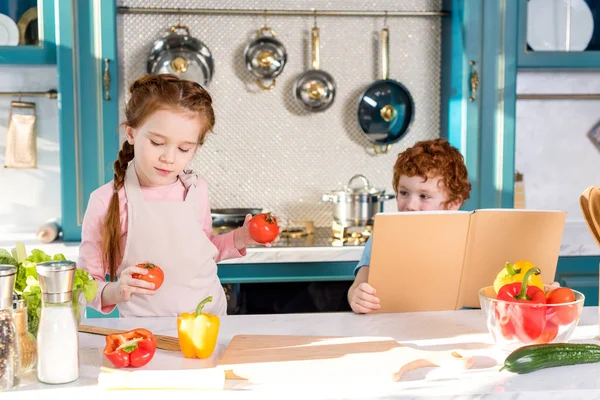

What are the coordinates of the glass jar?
(0, 265, 20, 391)
(14, 300, 37, 375)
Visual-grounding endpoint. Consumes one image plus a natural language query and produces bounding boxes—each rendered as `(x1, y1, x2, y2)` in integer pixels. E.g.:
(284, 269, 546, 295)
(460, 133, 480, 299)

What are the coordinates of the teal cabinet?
(0, 0, 56, 65)
(55, 0, 120, 240)
(517, 0, 600, 69)
(555, 256, 600, 307)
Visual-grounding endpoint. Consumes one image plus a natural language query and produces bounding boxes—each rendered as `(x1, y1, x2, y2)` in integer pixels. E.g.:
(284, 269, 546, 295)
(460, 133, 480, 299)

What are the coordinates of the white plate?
(0, 13, 19, 46)
(527, 0, 594, 51)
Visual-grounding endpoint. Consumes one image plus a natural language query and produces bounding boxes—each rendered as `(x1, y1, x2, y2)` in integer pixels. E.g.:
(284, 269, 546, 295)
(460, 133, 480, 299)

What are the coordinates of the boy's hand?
(350, 282, 381, 314)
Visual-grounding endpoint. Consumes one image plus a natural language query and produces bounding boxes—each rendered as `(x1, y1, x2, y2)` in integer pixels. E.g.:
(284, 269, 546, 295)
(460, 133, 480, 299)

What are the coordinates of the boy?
(347, 138, 472, 314)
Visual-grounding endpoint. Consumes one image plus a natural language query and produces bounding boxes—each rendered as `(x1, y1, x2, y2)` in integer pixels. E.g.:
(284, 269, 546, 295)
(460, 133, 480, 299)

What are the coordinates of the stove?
(330, 221, 372, 247)
(211, 220, 370, 248)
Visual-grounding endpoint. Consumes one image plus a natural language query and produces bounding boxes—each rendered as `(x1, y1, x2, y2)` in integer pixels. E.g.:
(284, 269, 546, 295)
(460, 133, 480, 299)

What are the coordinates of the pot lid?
(339, 174, 385, 195)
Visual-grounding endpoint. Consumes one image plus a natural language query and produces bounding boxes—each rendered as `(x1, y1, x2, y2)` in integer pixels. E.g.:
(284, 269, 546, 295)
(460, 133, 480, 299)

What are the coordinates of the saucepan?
(322, 174, 396, 227)
(357, 27, 415, 154)
(147, 24, 214, 87)
(293, 25, 336, 112)
(211, 208, 263, 228)
(244, 26, 287, 91)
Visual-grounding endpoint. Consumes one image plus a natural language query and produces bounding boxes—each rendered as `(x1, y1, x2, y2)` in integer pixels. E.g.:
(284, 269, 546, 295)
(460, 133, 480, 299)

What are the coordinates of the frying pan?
(211, 208, 262, 228)
(293, 26, 336, 112)
(357, 27, 415, 152)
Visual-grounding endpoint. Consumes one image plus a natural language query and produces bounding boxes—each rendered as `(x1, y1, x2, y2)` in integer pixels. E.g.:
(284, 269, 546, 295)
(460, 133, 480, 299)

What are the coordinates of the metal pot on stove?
(322, 174, 396, 228)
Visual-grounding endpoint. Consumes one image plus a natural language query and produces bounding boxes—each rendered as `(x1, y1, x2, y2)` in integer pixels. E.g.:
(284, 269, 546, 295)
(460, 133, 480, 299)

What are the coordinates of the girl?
(79, 74, 270, 317)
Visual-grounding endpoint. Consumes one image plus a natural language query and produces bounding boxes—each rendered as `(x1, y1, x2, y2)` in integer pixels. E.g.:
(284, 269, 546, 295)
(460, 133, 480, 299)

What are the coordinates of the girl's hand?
(116, 265, 157, 302)
(349, 282, 381, 314)
(234, 214, 282, 249)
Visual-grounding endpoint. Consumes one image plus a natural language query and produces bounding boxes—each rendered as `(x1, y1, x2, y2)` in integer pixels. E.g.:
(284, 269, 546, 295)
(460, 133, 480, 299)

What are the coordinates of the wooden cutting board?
(217, 334, 474, 384)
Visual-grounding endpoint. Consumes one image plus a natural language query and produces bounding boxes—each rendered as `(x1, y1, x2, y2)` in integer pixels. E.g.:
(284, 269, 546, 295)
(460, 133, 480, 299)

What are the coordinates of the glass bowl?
(479, 285, 585, 352)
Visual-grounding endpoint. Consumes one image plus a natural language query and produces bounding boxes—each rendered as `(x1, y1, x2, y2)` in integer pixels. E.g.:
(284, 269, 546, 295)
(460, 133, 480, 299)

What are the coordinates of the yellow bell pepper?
(493, 260, 545, 294)
(177, 296, 220, 359)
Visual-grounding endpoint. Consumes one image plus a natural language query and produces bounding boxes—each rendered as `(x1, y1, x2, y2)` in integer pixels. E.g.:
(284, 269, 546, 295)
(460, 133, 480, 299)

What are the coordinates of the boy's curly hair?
(392, 138, 471, 207)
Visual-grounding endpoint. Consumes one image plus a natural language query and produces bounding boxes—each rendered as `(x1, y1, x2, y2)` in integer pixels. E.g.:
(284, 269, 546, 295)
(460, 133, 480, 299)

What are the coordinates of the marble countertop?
(9, 307, 600, 398)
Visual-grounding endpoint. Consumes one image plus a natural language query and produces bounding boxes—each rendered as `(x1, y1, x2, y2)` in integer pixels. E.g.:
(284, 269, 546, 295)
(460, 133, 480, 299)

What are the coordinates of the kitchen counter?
(0, 229, 367, 265)
(9, 307, 600, 398)
(2, 220, 599, 266)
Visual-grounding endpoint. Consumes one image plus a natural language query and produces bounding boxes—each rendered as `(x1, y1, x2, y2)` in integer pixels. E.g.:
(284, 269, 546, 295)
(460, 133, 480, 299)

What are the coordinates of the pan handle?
(372, 144, 392, 154)
(257, 78, 276, 91)
(312, 27, 320, 70)
(170, 23, 191, 36)
(381, 27, 390, 80)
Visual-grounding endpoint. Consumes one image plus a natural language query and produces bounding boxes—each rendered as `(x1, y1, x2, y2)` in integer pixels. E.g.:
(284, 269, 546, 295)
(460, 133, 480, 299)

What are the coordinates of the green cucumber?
(500, 343, 600, 374)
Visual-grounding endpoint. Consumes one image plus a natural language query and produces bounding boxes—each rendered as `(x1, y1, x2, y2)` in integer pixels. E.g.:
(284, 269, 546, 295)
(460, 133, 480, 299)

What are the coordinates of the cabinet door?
(442, 0, 518, 210)
(56, 0, 120, 241)
(0, 0, 56, 64)
(518, 0, 600, 68)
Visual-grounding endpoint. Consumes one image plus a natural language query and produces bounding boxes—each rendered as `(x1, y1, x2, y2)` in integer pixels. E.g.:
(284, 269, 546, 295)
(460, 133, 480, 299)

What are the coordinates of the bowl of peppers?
(479, 261, 585, 352)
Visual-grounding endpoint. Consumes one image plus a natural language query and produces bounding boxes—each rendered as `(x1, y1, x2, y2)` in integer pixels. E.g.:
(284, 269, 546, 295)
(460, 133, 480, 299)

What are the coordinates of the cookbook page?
(367, 211, 471, 313)
(457, 209, 567, 308)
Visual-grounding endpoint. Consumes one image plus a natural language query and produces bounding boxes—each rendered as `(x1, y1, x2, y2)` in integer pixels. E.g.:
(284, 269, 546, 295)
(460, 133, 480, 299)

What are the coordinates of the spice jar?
(14, 300, 36, 374)
(0, 265, 20, 391)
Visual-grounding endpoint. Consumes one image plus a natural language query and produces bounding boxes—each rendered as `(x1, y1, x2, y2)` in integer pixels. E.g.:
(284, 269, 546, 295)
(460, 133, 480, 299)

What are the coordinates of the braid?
(113, 141, 134, 192)
(102, 141, 135, 281)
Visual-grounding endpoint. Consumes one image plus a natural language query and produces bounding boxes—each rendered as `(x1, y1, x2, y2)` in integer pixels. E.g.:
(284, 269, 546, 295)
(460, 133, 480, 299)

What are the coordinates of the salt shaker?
(0, 265, 20, 391)
(36, 261, 79, 384)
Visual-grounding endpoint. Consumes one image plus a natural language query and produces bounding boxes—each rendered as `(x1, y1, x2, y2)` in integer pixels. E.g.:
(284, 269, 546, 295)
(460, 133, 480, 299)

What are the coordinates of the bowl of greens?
(1, 242, 98, 336)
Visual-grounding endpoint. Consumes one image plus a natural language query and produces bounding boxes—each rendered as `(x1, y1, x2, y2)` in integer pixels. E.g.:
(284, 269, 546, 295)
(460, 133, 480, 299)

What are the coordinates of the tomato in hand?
(534, 321, 559, 344)
(132, 262, 164, 290)
(248, 213, 279, 243)
(546, 287, 578, 326)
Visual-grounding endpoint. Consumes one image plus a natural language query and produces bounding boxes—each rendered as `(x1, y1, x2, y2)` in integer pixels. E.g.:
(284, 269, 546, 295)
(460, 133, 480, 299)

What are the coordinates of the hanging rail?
(116, 7, 448, 17)
(517, 93, 600, 100)
(0, 89, 57, 99)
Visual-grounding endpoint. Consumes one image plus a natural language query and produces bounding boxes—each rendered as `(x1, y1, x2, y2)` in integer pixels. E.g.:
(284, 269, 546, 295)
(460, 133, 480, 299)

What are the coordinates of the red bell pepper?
(496, 267, 547, 344)
(103, 328, 157, 368)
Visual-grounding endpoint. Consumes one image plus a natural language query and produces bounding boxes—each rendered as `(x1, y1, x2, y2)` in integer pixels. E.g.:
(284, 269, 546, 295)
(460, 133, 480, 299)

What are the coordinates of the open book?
(367, 209, 567, 313)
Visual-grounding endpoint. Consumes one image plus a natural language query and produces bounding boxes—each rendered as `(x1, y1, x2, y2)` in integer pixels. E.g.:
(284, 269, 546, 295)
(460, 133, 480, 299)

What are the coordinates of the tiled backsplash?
(0, 66, 60, 234)
(117, 0, 442, 227)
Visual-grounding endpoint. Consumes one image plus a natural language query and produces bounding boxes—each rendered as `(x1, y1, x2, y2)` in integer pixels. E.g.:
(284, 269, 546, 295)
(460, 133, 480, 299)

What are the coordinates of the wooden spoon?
(580, 186, 600, 247)
(78, 324, 180, 351)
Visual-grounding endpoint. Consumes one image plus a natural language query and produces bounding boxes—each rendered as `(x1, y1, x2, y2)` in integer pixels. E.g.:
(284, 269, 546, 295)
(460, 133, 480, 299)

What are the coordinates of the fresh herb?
(9, 243, 98, 336)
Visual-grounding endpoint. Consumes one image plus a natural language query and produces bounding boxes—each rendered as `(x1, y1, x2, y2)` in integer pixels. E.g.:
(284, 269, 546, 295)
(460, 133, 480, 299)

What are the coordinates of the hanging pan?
(244, 25, 288, 91)
(357, 26, 415, 154)
(293, 24, 336, 112)
(147, 24, 214, 87)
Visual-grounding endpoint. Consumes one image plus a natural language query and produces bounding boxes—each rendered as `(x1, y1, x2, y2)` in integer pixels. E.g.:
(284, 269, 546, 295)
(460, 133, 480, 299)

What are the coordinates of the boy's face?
(396, 174, 462, 212)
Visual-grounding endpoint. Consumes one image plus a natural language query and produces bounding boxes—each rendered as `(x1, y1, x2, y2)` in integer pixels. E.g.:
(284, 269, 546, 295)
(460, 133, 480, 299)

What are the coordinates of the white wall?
(516, 70, 600, 254)
(0, 66, 61, 234)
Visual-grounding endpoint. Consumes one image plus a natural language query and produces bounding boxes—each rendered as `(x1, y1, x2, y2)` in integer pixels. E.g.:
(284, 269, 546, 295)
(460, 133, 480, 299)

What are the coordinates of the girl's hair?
(102, 73, 215, 280)
(392, 138, 471, 208)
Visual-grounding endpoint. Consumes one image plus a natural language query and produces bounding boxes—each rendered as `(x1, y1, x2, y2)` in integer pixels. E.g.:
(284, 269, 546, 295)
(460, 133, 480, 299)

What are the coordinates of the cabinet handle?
(469, 60, 479, 102)
(103, 58, 111, 101)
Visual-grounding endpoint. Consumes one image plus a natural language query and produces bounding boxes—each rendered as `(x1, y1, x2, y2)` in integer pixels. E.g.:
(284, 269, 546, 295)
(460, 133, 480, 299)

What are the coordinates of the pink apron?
(117, 162, 227, 317)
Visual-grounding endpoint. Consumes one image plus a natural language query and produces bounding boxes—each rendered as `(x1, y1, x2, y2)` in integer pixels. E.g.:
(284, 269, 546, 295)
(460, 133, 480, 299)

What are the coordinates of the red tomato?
(248, 213, 279, 243)
(534, 321, 559, 344)
(546, 287, 578, 326)
(132, 262, 164, 290)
